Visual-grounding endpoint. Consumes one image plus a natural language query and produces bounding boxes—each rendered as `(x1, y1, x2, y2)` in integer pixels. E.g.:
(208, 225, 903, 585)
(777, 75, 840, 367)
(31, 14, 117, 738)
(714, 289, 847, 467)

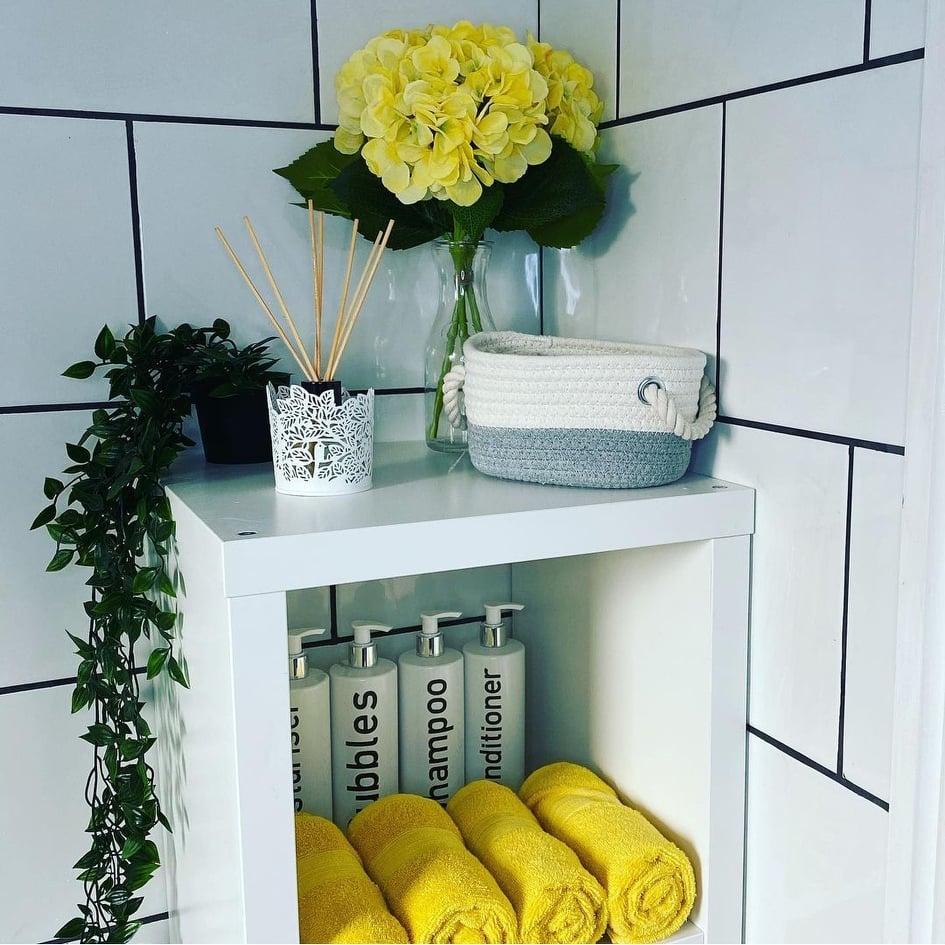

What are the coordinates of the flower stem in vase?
(425, 239, 494, 452)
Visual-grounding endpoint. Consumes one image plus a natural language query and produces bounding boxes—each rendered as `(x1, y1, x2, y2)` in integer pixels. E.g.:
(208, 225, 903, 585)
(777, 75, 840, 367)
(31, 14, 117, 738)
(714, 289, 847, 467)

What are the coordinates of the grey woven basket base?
(467, 424, 692, 489)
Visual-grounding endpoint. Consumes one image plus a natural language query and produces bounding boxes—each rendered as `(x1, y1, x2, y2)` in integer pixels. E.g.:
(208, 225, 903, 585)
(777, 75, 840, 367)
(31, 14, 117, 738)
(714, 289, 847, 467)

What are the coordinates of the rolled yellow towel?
(447, 779, 607, 944)
(347, 793, 517, 944)
(519, 762, 696, 944)
(294, 812, 409, 944)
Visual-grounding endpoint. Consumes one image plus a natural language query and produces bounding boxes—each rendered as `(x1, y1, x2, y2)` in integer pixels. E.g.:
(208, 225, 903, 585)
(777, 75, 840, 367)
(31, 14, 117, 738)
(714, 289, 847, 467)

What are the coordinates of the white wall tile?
(721, 63, 922, 444)
(375, 392, 425, 442)
(335, 565, 512, 636)
(693, 425, 848, 768)
(134, 122, 538, 393)
(843, 448, 904, 801)
(870, 0, 927, 58)
(543, 111, 721, 373)
(0, 1, 314, 122)
(537, 0, 618, 122)
(0, 411, 101, 687)
(745, 735, 888, 943)
(618, 0, 864, 117)
(0, 115, 139, 406)
(316, 0, 539, 124)
(0, 685, 167, 943)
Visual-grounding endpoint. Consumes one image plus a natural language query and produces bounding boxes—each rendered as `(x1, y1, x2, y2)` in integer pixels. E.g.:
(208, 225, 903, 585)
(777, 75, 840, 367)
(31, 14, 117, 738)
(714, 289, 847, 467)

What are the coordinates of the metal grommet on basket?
(637, 376, 664, 405)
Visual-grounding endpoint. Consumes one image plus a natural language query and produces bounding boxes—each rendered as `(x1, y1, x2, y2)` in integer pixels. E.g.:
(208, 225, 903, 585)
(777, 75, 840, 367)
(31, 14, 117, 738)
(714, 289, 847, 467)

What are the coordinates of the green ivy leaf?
(273, 140, 360, 218)
(167, 654, 190, 688)
(94, 325, 116, 361)
(146, 647, 169, 679)
(81, 723, 115, 748)
(44, 476, 65, 500)
(131, 567, 159, 594)
(65, 442, 91, 464)
(63, 360, 97, 380)
(30, 504, 57, 531)
(47, 548, 75, 572)
(55, 917, 86, 939)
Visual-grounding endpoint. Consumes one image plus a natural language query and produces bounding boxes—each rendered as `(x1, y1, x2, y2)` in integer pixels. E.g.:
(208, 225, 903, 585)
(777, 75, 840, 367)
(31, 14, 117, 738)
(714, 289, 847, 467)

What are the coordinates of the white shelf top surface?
(165, 441, 754, 596)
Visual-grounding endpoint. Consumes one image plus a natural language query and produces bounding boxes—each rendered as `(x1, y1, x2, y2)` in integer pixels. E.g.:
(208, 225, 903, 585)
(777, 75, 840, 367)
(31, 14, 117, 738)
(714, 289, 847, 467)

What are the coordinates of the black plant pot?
(191, 373, 290, 464)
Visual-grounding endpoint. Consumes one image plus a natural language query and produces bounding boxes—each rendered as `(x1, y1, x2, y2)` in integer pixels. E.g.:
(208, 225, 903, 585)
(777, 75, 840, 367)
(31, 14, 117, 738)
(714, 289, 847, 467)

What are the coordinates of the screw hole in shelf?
(237, 530, 257, 536)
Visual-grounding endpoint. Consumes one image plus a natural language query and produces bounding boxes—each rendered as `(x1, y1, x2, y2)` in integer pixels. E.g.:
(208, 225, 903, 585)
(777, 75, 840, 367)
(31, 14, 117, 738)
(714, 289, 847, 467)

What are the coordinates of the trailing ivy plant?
(33, 316, 279, 943)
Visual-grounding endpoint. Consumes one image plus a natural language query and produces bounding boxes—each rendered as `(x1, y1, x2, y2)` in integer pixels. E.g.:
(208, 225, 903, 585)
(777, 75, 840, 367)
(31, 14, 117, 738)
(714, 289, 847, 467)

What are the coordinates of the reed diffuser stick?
(214, 227, 316, 381)
(307, 200, 321, 379)
(242, 216, 315, 380)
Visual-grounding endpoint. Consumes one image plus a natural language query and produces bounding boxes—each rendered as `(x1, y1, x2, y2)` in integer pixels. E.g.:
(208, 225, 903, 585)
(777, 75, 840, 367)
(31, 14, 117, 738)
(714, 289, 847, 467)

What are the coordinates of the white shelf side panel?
(513, 537, 748, 944)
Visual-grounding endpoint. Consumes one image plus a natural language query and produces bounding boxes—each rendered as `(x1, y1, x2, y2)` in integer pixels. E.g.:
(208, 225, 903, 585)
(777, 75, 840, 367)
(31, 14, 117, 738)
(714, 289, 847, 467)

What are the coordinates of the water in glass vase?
(424, 239, 495, 452)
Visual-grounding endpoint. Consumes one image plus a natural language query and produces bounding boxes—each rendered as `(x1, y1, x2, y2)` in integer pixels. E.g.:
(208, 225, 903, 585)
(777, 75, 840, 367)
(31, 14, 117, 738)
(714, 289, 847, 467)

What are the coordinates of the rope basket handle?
(443, 365, 468, 431)
(638, 374, 717, 441)
(443, 365, 717, 441)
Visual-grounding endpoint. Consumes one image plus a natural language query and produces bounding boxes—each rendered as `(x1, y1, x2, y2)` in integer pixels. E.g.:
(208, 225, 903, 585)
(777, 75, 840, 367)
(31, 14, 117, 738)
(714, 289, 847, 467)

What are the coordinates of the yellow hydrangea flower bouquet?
(275, 20, 618, 444)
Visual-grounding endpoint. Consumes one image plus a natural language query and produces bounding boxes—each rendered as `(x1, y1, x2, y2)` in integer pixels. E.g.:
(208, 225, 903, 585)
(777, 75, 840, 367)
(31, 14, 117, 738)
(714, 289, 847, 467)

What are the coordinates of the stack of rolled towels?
(520, 762, 696, 944)
(294, 761, 696, 944)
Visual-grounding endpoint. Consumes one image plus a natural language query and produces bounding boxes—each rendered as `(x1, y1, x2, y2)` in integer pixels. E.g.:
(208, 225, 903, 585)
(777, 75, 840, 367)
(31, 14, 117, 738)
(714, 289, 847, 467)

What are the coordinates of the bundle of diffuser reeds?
(215, 203, 394, 383)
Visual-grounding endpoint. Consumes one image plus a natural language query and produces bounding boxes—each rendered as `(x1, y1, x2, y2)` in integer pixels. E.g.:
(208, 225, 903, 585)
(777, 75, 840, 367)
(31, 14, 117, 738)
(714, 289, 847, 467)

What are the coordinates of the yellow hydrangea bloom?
(334, 21, 556, 206)
(527, 32, 603, 154)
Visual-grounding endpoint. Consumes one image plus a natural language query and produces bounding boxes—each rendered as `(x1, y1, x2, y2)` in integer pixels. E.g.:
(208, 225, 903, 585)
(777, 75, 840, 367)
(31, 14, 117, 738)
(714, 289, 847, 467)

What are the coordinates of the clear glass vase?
(424, 239, 495, 452)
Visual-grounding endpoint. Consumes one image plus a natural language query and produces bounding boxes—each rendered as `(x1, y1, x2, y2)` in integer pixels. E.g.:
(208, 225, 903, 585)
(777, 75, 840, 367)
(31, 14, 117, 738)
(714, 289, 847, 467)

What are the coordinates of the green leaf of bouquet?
(273, 141, 359, 219)
(331, 159, 450, 249)
(447, 187, 504, 242)
(493, 137, 608, 247)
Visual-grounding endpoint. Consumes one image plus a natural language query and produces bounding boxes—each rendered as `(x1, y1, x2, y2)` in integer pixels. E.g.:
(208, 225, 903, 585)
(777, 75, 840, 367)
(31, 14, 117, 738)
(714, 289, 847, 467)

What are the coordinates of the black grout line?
(536, 0, 541, 41)
(837, 446, 855, 776)
(310, 0, 321, 126)
(715, 102, 726, 401)
(717, 415, 905, 454)
(124, 121, 146, 325)
(0, 402, 111, 415)
(329, 584, 338, 640)
(601, 47, 923, 127)
(748, 724, 889, 810)
(0, 104, 327, 130)
(614, 0, 621, 120)
(43, 911, 169, 944)
(304, 614, 483, 647)
(538, 246, 545, 335)
(863, 0, 873, 64)
(0, 664, 146, 697)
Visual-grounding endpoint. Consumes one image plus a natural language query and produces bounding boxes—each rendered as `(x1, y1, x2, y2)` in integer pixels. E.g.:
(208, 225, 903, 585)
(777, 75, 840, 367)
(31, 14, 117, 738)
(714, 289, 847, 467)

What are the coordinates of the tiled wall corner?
(744, 735, 888, 942)
(842, 448, 905, 801)
(693, 425, 849, 768)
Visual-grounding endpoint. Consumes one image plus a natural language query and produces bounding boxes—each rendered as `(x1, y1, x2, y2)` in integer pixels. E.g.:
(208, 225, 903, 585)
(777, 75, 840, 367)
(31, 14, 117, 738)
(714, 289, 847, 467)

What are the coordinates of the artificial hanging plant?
(274, 20, 619, 437)
(33, 317, 280, 943)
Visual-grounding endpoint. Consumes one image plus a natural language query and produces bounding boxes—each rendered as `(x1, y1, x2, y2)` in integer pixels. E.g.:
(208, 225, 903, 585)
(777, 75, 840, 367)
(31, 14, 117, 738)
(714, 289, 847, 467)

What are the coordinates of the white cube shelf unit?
(155, 441, 754, 944)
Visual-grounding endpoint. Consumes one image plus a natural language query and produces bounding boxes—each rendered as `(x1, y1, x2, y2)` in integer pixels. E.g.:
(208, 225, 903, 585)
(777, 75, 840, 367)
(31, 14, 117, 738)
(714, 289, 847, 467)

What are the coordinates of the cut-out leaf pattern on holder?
(268, 385, 373, 494)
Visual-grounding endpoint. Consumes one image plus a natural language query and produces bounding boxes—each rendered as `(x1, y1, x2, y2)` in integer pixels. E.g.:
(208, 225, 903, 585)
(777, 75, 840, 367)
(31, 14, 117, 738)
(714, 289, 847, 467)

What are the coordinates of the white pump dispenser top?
(349, 621, 392, 668)
(288, 628, 327, 679)
(481, 602, 525, 647)
(418, 610, 462, 657)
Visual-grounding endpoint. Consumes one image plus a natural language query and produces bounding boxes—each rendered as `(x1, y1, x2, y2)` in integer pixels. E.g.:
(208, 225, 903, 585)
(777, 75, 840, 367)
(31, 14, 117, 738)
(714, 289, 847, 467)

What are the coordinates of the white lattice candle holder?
(267, 384, 374, 495)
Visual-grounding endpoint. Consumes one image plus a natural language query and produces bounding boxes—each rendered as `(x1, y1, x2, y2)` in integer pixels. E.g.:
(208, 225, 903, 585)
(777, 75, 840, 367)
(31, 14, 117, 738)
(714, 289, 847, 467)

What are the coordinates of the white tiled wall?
(0, 1, 928, 943)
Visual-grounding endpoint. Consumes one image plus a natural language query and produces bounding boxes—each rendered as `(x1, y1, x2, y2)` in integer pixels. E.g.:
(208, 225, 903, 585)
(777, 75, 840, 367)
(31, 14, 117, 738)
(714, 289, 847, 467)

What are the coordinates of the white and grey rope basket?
(442, 332, 717, 489)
